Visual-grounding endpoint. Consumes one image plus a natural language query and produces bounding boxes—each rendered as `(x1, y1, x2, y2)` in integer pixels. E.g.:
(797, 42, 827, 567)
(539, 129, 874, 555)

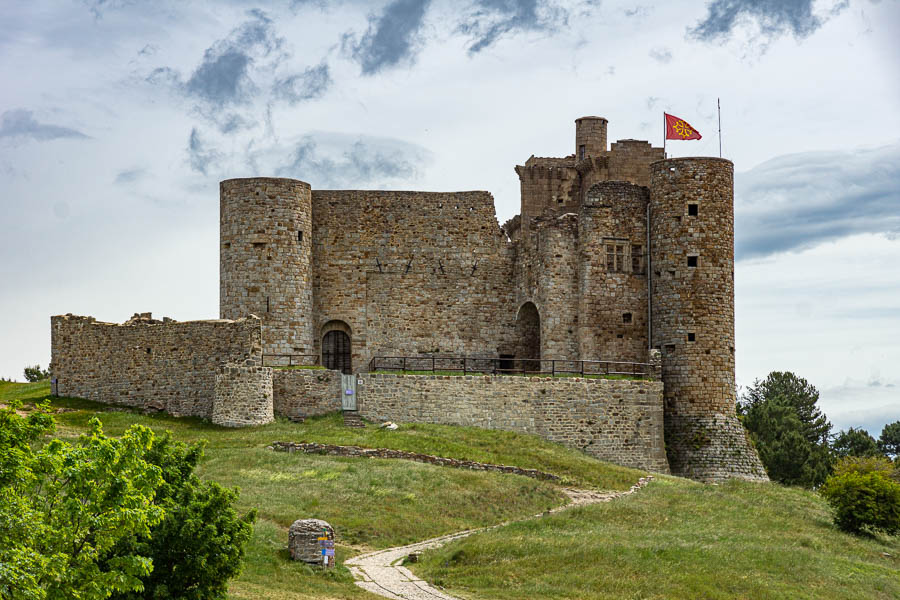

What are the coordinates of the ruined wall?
(650, 158, 767, 482)
(311, 190, 516, 370)
(514, 159, 580, 234)
(578, 182, 650, 363)
(357, 373, 669, 472)
(50, 313, 262, 418)
(220, 178, 315, 357)
(273, 368, 342, 421)
(212, 364, 274, 427)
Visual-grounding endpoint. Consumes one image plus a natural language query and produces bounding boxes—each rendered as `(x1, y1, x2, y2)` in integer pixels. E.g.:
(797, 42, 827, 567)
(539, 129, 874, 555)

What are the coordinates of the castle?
(51, 116, 768, 482)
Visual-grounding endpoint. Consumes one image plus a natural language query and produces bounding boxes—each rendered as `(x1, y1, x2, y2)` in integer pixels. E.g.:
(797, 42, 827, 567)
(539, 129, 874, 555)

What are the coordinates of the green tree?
(0, 402, 163, 600)
(832, 427, 882, 458)
(738, 372, 832, 487)
(107, 433, 256, 600)
(878, 420, 900, 459)
(22, 366, 49, 383)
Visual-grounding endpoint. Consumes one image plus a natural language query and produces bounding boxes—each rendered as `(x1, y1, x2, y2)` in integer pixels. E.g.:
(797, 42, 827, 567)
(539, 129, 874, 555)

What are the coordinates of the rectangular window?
(687, 255, 698, 267)
(631, 245, 643, 274)
(615, 245, 624, 272)
(579, 144, 586, 160)
(623, 312, 632, 324)
(298, 231, 303, 243)
(606, 244, 615, 272)
(688, 332, 696, 342)
(688, 203, 699, 216)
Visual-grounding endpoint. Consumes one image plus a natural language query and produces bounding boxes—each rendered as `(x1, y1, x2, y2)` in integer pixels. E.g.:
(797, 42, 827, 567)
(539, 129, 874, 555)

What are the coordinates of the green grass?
(414, 477, 900, 599)
(7, 381, 896, 600)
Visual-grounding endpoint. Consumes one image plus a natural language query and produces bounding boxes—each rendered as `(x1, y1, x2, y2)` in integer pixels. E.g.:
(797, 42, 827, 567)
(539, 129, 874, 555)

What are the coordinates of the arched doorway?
(516, 302, 541, 372)
(322, 321, 352, 374)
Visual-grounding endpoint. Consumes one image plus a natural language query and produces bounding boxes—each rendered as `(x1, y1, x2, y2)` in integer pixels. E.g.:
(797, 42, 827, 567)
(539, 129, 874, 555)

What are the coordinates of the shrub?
(22, 365, 50, 383)
(831, 455, 898, 482)
(820, 459, 900, 535)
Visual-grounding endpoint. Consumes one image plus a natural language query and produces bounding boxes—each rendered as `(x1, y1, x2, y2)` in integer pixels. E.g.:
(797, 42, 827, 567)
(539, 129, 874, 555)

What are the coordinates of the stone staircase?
(342, 410, 365, 428)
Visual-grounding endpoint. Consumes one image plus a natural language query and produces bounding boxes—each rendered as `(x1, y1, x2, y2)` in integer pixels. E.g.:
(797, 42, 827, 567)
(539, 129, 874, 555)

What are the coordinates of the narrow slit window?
(298, 231, 303, 243)
(687, 255, 698, 267)
(606, 244, 615, 272)
(616, 245, 624, 272)
(579, 144, 586, 160)
(688, 203, 698, 216)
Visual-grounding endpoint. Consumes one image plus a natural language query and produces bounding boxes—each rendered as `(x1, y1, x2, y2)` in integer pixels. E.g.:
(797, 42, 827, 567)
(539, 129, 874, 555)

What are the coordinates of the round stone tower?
(220, 177, 315, 358)
(575, 116, 607, 160)
(649, 158, 767, 482)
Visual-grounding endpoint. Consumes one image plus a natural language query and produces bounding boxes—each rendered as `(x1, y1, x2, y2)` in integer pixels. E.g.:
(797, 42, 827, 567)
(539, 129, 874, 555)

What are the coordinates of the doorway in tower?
(515, 302, 541, 373)
(321, 320, 352, 374)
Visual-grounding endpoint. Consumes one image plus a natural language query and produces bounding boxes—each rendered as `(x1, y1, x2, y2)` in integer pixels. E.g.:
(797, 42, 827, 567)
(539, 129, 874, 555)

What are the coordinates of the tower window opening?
(687, 255, 698, 267)
(606, 242, 626, 272)
(688, 332, 696, 342)
(253, 242, 265, 249)
(631, 244, 643, 273)
(298, 231, 303, 243)
(623, 312, 632, 324)
(688, 203, 699, 216)
(579, 144, 586, 160)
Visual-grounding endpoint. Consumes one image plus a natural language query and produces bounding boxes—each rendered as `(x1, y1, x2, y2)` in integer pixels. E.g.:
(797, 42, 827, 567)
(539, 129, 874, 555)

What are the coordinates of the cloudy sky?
(1, 0, 898, 436)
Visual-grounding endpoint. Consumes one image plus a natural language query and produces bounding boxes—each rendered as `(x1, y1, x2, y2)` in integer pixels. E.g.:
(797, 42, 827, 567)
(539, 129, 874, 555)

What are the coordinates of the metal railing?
(367, 355, 656, 379)
(262, 354, 320, 368)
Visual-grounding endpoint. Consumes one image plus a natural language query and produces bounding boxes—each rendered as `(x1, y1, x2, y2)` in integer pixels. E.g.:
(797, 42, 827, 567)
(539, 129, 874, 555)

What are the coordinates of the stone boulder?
(288, 519, 334, 564)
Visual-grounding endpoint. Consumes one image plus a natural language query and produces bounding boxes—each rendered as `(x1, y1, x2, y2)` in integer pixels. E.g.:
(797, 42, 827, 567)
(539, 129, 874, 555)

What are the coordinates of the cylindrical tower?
(575, 116, 607, 160)
(220, 177, 315, 358)
(649, 158, 767, 482)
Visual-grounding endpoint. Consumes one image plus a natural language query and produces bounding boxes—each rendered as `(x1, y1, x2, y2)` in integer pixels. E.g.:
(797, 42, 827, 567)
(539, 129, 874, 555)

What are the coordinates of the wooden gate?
(322, 330, 351, 374)
(341, 374, 357, 411)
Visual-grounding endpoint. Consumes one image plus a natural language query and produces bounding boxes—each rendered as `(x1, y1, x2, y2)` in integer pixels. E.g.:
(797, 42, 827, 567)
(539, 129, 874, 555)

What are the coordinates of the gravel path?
(346, 476, 654, 600)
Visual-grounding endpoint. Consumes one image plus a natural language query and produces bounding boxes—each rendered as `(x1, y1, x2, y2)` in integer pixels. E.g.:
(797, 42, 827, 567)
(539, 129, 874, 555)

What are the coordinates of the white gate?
(341, 374, 357, 411)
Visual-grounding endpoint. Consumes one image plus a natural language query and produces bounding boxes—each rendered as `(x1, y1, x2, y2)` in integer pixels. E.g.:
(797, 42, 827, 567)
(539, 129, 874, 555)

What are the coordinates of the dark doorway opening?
(515, 302, 541, 373)
(323, 330, 352, 374)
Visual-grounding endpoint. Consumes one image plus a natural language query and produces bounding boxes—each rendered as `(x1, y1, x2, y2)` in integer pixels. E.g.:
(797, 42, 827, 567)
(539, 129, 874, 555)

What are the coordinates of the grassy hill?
(3, 381, 898, 599)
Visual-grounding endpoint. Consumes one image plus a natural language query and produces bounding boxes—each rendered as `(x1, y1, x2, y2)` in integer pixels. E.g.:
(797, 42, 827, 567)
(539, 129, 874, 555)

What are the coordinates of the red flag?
(665, 113, 702, 140)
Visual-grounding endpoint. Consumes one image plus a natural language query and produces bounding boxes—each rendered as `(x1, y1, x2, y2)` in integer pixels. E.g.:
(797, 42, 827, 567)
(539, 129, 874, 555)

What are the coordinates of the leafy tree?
(22, 366, 50, 383)
(738, 371, 832, 487)
(0, 402, 164, 600)
(832, 427, 882, 459)
(820, 457, 900, 535)
(878, 420, 900, 459)
(107, 433, 256, 600)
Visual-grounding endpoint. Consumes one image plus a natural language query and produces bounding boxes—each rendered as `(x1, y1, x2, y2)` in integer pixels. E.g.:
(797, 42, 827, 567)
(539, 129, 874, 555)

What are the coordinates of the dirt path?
(346, 477, 654, 600)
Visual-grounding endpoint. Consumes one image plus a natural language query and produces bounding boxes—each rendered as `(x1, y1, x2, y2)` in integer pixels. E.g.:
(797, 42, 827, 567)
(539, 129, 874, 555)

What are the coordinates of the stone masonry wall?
(50, 313, 262, 418)
(212, 364, 274, 427)
(273, 368, 342, 421)
(356, 373, 669, 473)
(311, 190, 517, 370)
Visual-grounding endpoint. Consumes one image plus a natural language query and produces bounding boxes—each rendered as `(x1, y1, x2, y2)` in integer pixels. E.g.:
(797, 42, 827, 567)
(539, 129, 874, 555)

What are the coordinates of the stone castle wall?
(50, 313, 262, 418)
(212, 364, 274, 427)
(311, 190, 517, 370)
(273, 368, 342, 421)
(356, 373, 670, 472)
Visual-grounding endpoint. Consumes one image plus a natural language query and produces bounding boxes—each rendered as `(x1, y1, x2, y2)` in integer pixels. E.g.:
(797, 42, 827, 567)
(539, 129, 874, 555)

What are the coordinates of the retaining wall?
(273, 368, 342, 421)
(356, 373, 669, 473)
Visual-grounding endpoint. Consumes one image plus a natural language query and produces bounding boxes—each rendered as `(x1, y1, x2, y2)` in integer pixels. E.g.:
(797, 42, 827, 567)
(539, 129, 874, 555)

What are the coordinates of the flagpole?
(717, 98, 722, 158)
(663, 113, 666, 157)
